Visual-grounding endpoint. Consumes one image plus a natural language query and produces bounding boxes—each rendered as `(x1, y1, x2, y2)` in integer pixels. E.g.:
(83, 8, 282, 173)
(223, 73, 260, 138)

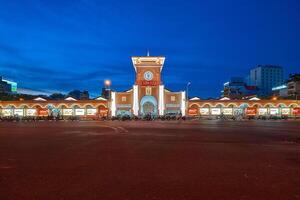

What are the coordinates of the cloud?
(18, 88, 62, 96)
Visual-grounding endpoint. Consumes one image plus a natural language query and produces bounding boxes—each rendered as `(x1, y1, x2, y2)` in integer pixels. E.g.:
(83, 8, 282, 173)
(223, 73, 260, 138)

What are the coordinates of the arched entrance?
(98, 105, 108, 117)
(140, 95, 158, 116)
(188, 104, 199, 116)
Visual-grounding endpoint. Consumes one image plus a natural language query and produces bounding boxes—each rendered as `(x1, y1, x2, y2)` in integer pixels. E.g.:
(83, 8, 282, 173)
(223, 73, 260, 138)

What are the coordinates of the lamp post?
(104, 79, 112, 100)
(186, 82, 191, 116)
(186, 82, 191, 100)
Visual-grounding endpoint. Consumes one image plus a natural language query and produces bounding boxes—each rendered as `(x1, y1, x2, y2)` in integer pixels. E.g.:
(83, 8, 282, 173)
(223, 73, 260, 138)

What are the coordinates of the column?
(181, 91, 186, 116)
(133, 85, 139, 116)
(111, 91, 116, 117)
(159, 85, 165, 116)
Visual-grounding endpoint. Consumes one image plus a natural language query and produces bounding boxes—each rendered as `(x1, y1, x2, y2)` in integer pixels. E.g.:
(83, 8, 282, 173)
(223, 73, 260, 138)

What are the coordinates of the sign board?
(26, 109, 37, 116)
(75, 109, 85, 116)
(211, 108, 221, 115)
(136, 80, 159, 86)
(293, 108, 300, 116)
(199, 108, 209, 115)
(166, 104, 180, 108)
(63, 109, 73, 116)
(258, 108, 268, 115)
(38, 108, 48, 116)
(2, 109, 12, 116)
(188, 108, 198, 116)
(222, 108, 233, 115)
(281, 108, 290, 116)
(116, 104, 131, 108)
(246, 107, 256, 116)
(270, 108, 279, 115)
(14, 109, 24, 116)
(86, 108, 97, 116)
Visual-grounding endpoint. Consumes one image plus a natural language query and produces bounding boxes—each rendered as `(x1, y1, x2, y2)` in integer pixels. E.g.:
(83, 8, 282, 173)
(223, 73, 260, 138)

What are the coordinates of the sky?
(0, 0, 300, 98)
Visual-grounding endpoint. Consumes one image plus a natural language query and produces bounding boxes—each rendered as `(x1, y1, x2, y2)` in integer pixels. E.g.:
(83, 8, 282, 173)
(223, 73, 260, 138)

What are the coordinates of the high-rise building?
(0, 76, 17, 93)
(0, 76, 10, 93)
(287, 74, 300, 98)
(250, 65, 283, 97)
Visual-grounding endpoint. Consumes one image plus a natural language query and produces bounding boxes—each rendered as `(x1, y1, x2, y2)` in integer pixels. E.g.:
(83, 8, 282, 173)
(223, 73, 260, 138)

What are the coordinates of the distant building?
(0, 76, 17, 93)
(250, 65, 283, 97)
(272, 84, 288, 97)
(244, 75, 251, 85)
(222, 77, 259, 99)
(287, 74, 300, 98)
(271, 74, 300, 99)
(0, 76, 11, 93)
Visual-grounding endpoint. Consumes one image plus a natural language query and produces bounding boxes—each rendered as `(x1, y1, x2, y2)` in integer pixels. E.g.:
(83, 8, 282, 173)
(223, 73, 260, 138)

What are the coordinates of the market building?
(0, 55, 300, 118)
(0, 98, 109, 118)
(187, 98, 300, 117)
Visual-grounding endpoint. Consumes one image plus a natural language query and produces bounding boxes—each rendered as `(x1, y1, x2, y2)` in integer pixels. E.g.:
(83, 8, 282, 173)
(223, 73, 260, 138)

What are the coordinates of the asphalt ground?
(0, 120, 300, 200)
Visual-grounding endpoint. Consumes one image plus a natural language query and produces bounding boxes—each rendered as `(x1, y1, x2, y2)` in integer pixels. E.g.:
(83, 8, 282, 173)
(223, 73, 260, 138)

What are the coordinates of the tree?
(49, 93, 65, 100)
(67, 90, 90, 100)
(67, 90, 81, 99)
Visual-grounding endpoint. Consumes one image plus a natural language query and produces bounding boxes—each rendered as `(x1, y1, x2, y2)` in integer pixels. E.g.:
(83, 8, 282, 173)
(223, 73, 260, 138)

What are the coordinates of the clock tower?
(131, 55, 165, 116)
(110, 54, 185, 117)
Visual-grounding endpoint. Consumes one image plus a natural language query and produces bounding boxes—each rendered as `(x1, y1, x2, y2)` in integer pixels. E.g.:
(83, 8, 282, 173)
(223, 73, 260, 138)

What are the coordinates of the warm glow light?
(104, 79, 111, 87)
(272, 96, 278, 100)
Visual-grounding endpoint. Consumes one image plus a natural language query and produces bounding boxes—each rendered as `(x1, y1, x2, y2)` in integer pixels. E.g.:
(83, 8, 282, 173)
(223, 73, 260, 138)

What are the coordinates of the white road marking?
(117, 126, 129, 133)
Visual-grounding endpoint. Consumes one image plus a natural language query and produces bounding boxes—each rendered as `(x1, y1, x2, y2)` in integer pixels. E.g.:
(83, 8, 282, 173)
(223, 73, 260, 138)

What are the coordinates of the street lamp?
(186, 82, 191, 100)
(104, 79, 111, 88)
(272, 96, 277, 101)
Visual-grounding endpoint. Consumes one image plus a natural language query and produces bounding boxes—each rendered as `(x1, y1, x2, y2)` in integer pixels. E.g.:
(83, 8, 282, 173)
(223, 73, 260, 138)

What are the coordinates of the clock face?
(144, 71, 153, 81)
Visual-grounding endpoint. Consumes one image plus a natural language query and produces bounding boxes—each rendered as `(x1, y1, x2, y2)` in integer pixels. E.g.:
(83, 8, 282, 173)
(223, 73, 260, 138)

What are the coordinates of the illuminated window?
(122, 96, 126, 102)
(171, 96, 176, 101)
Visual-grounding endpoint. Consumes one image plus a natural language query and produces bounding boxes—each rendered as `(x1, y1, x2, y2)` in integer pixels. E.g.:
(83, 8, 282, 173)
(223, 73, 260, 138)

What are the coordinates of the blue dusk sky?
(0, 0, 300, 98)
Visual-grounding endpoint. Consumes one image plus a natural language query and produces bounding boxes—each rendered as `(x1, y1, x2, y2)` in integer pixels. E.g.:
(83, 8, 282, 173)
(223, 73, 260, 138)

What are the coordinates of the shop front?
(245, 107, 257, 116)
(165, 104, 181, 115)
(293, 107, 300, 116)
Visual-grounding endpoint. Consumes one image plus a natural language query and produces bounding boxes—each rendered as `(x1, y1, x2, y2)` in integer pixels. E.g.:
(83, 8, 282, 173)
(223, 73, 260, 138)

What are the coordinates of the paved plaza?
(0, 120, 300, 200)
